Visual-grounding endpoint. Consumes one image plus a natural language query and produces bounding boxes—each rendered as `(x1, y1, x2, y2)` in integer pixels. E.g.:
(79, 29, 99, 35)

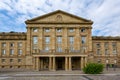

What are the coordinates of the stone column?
(69, 57, 72, 71)
(36, 57, 39, 71)
(33, 57, 36, 70)
(84, 57, 87, 67)
(26, 27, 31, 55)
(63, 27, 68, 50)
(75, 27, 80, 50)
(51, 27, 56, 51)
(39, 27, 43, 50)
(52, 57, 56, 71)
(65, 57, 68, 71)
(81, 57, 84, 69)
(49, 57, 52, 71)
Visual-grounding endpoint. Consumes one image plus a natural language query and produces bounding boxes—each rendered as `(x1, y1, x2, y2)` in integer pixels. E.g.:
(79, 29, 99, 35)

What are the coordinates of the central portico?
(25, 10, 93, 71)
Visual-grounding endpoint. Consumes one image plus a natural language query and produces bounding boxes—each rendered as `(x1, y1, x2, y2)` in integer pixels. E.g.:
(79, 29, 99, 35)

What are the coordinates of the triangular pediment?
(25, 10, 93, 24)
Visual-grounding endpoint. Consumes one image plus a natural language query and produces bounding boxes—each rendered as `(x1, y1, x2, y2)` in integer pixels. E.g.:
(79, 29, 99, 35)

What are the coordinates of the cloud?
(0, 0, 120, 36)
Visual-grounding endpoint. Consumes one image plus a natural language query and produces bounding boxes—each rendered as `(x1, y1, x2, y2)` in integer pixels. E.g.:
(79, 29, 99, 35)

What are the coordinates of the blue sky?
(0, 0, 120, 36)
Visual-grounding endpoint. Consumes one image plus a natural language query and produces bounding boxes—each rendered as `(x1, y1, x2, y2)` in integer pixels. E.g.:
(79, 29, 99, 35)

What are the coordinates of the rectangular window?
(10, 43, 14, 47)
(33, 36, 38, 44)
(45, 46, 49, 52)
(105, 49, 108, 55)
(96, 43, 101, 48)
(45, 28, 50, 32)
(69, 46, 74, 52)
(57, 36, 62, 44)
(81, 36, 86, 44)
(69, 28, 74, 32)
(112, 42, 116, 48)
(81, 28, 86, 32)
(57, 47, 62, 52)
(104, 42, 108, 48)
(45, 36, 50, 44)
(33, 28, 38, 32)
(97, 49, 100, 55)
(2, 59, 5, 63)
(1, 49, 6, 55)
(10, 59, 13, 63)
(113, 49, 117, 54)
(18, 59, 22, 63)
(56, 28, 62, 32)
(18, 42, 22, 47)
(18, 49, 22, 55)
(1, 43, 6, 47)
(69, 36, 74, 44)
(10, 49, 14, 55)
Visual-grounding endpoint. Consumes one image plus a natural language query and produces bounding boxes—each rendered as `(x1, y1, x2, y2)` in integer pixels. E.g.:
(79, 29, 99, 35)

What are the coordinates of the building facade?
(0, 10, 120, 71)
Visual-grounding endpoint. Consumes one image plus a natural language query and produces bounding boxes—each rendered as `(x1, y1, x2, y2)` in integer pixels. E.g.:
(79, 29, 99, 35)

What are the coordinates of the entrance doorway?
(56, 57, 65, 70)
(40, 57, 49, 70)
(72, 57, 80, 70)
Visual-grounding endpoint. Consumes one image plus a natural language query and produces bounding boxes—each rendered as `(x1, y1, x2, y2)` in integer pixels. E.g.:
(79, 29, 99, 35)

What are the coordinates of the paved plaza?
(0, 68, 120, 80)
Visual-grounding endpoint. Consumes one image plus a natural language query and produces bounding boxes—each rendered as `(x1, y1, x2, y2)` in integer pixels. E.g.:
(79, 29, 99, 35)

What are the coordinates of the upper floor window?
(69, 46, 74, 52)
(10, 49, 14, 55)
(69, 36, 74, 44)
(105, 49, 108, 55)
(45, 36, 50, 44)
(1, 49, 6, 55)
(33, 36, 38, 44)
(56, 28, 62, 32)
(97, 49, 100, 55)
(57, 36, 62, 44)
(33, 28, 38, 32)
(81, 36, 86, 44)
(1, 43, 6, 47)
(69, 28, 74, 32)
(104, 42, 108, 48)
(45, 46, 49, 51)
(10, 43, 14, 47)
(113, 49, 117, 54)
(96, 43, 101, 48)
(18, 59, 22, 63)
(57, 47, 62, 52)
(18, 42, 22, 47)
(1, 59, 5, 63)
(112, 42, 116, 48)
(81, 28, 86, 32)
(45, 28, 50, 32)
(18, 49, 22, 55)
(10, 59, 13, 63)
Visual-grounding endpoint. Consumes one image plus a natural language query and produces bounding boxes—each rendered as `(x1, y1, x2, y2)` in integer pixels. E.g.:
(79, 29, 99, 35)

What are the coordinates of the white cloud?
(0, 0, 120, 36)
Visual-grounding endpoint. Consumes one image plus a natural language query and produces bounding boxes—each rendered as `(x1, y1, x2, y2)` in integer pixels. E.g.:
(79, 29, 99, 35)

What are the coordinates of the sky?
(0, 0, 120, 36)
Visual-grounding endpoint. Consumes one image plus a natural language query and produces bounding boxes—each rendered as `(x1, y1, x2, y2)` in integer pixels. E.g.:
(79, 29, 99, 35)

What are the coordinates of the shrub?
(83, 63, 104, 74)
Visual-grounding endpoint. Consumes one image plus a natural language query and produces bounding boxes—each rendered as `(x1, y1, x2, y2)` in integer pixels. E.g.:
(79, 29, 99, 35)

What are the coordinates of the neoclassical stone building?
(0, 10, 120, 71)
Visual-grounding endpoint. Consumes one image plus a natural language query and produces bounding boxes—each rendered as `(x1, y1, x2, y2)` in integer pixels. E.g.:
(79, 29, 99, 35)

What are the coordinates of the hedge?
(83, 63, 104, 74)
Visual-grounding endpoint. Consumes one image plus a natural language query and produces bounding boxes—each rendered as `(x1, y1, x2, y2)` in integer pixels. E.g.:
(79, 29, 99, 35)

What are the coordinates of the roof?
(92, 36, 120, 40)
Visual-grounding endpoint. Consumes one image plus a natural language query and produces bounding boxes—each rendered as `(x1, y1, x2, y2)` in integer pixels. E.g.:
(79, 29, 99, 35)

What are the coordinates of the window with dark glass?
(69, 28, 74, 32)
(10, 43, 14, 47)
(81, 36, 86, 44)
(81, 28, 86, 32)
(56, 28, 62, 32)
(45, 28, 50, 32)
(96, 43, 100, 48)
(33, 28, 38, 32)
(1, 43, 6, 47)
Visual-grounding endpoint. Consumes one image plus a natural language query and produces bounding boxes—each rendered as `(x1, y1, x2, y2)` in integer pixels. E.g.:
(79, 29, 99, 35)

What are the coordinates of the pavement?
(0, 68, 120, 80)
